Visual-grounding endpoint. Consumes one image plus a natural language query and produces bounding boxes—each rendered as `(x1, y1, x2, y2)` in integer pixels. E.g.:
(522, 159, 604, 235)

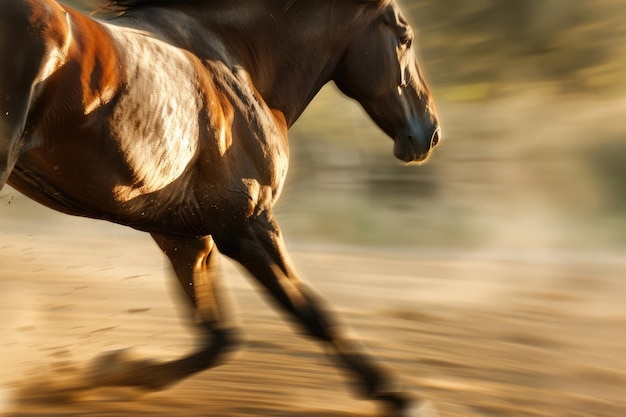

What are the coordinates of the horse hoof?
(386, 399, 438, 417)
(85, 349, 162, 390)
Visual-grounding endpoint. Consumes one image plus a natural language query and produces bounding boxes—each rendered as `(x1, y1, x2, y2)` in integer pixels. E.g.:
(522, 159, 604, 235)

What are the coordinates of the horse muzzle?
(393, 126, 441, 164)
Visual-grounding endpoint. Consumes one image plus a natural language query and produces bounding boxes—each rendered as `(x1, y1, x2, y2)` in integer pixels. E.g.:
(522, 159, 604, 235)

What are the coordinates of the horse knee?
(206, 328, 243, 362)
(219, 327, 243, 351)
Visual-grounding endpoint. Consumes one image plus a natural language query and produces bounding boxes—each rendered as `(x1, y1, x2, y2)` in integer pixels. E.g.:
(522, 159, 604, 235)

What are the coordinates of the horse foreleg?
(215, 213, 433, 417)
(86, 234, 240, 391)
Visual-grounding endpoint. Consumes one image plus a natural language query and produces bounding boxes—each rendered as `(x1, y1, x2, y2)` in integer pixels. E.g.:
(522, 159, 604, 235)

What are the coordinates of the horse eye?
(400, 37, 412, 49)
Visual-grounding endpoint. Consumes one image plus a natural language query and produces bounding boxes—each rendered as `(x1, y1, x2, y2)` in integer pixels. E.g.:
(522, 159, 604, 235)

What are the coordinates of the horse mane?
(102, 0, 200, 13)
(102, 0, 379, 14)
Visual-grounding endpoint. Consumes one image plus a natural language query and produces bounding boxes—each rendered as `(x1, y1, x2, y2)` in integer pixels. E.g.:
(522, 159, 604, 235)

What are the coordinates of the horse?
(0, 0, 441, 415)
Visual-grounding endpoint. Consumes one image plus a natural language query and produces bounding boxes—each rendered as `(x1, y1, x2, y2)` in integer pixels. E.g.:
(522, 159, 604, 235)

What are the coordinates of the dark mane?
(103, 0, 377, 14)
(103, 0, 201, 13)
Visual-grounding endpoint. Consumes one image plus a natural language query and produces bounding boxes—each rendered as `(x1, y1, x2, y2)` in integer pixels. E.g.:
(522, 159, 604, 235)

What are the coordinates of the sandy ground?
(0, 216, 625, 417)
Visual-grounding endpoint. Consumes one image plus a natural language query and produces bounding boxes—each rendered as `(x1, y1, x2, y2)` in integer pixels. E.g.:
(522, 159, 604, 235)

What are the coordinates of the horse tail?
(0, 0, 71, 188)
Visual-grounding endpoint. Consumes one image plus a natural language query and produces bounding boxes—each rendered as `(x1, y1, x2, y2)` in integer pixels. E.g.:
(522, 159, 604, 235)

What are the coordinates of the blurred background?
(0, 2, 625, 416)
(2, 0, 626, 253)
(283, 0, 626, 252)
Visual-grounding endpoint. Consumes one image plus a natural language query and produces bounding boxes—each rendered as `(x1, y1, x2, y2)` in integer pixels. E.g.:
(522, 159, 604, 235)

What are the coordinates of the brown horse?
(0, 0, 440, 415)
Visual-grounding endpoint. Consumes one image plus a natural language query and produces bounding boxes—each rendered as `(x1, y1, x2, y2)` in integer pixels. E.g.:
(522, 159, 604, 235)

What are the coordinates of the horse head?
(333, 0, 440, 164)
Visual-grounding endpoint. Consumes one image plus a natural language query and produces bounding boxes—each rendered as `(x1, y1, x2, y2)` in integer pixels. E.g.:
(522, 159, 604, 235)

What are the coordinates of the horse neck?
(230, 7, 344, 126)
(128, 1, 366, 127)
(208, 1, 364, 127)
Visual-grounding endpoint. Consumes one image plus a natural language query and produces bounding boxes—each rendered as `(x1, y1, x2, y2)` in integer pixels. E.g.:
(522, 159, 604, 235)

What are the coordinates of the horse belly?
(104, 25, 203, 203)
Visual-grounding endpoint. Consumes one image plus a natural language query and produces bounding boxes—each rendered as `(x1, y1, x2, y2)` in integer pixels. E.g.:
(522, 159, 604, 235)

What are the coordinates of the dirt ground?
(0, 215, 624, 417)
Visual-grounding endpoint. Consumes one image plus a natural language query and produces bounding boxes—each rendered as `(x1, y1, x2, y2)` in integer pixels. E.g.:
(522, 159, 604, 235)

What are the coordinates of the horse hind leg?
(85, 234, 241, 391)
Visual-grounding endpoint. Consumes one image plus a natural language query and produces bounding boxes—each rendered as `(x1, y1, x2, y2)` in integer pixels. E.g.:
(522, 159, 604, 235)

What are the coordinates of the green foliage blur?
(408, 0, 626, 98)
(286, 0, 626, 250)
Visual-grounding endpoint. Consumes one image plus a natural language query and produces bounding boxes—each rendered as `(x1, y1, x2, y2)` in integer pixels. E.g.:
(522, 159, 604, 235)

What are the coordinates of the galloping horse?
(0, 0, 440, 415)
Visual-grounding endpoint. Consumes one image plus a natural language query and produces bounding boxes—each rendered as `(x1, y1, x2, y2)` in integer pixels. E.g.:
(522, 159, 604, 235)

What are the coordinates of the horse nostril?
(430, 128, 441, 148)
